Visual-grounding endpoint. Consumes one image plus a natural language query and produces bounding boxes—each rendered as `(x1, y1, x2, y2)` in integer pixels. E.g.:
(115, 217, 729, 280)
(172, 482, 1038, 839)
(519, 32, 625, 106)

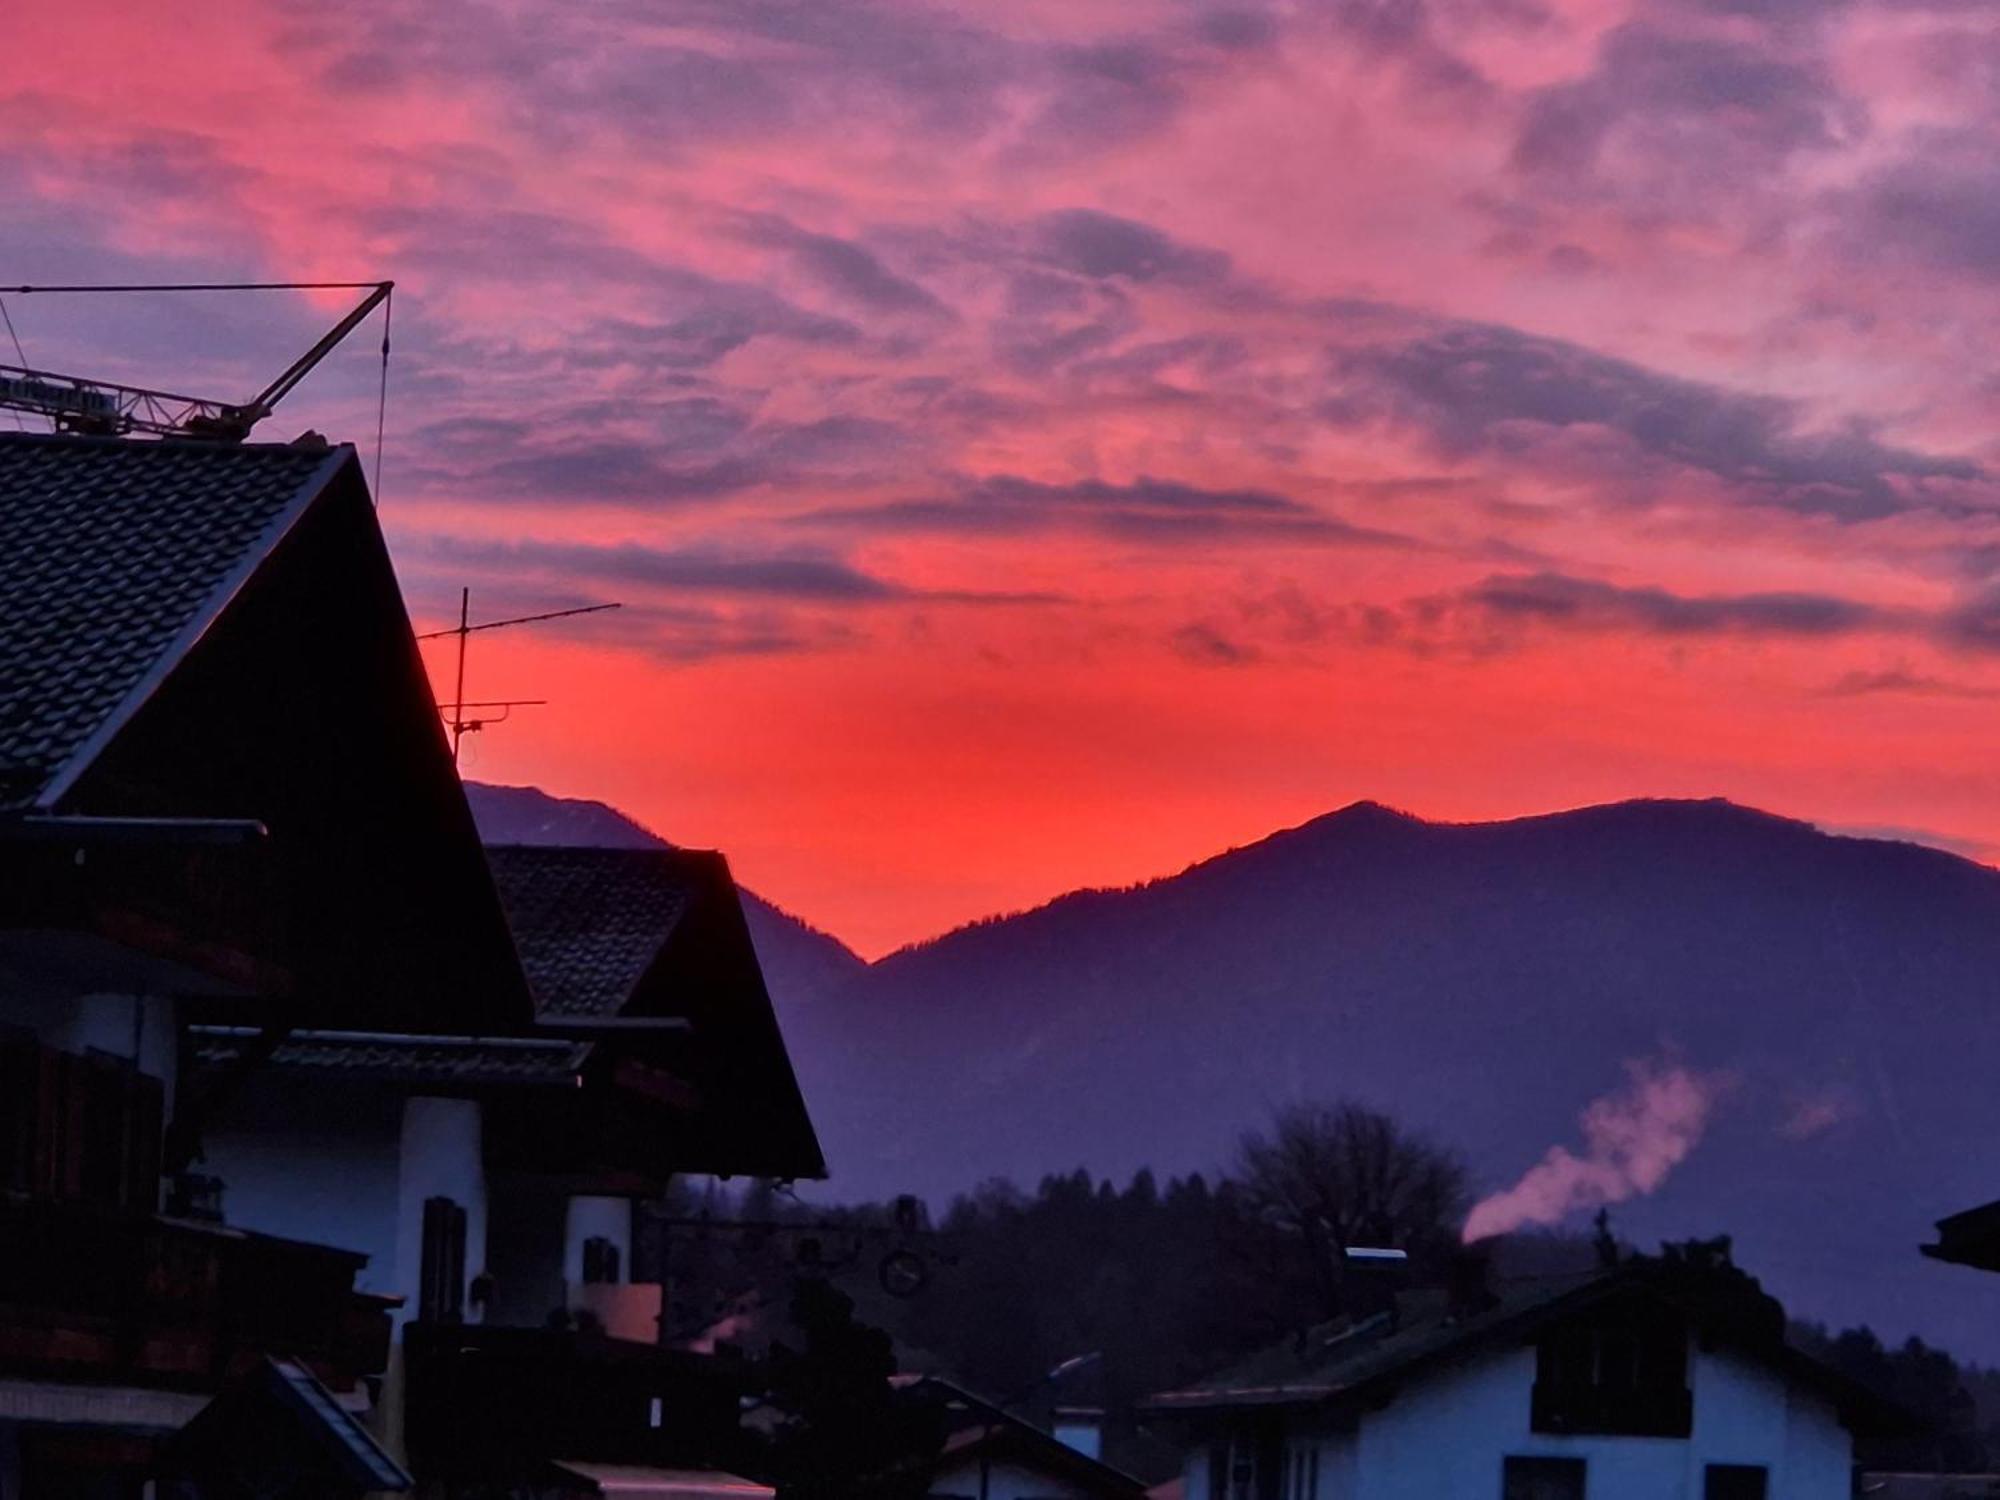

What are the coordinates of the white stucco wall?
(202, 1080, 495, 1330)
(393, 1096, 488, 1327)
(197, 1076, 404, 1297)
(1183, 1340, 1852, 1500)
(1181, 1436, 1209, 1500)
(1355, 1341, 1849, 1499)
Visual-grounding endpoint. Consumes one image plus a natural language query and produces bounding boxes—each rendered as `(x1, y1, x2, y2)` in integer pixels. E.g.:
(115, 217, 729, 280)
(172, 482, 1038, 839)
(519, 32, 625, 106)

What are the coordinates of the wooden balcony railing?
(0, 1192, 391, 1393)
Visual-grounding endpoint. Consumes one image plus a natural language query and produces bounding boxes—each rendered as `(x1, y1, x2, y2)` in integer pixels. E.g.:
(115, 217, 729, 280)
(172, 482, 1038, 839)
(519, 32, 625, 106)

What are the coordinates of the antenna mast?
(419, 589, 623, 763)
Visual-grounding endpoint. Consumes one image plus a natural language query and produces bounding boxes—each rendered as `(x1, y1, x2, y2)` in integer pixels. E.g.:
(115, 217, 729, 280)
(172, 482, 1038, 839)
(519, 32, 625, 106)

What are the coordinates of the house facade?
(0, 431, 509, 1495)
(190, 843, 829, 1484)
(1143, 1254, 1898, 1500)
(0, 431, 827, 1497)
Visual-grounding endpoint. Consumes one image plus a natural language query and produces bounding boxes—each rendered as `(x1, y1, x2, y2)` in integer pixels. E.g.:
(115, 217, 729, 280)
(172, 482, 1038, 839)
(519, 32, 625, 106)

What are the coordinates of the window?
(1704, 1466, 1767, 1500)
(1532, 1302, 1691, 1437)
(419, 1196, 468, 1323)
(581, 1234, 622, 1284)
(1285, 1443, 1319, 1500)
(1503, 1456, 1585, 1500)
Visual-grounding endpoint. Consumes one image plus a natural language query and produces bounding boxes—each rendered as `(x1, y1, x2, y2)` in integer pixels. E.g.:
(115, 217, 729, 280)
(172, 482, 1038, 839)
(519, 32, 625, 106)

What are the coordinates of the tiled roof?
(0, 434, 338, 810)
(1145, 1274, 1600, 1410)
(1143, 1258, 1907, 1436)
(485, 845, 694, 1017)
(189, 1025, 589, 1085)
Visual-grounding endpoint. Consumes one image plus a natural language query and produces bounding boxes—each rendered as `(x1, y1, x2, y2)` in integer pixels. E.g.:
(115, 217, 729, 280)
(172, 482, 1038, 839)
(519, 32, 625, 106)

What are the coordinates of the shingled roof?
(482, 843, 827, 1179)
(188, 1025, 590, 1087)
(0, 432, 537, 1034)
(0, 433, 343, 810)
(1141, 1258, 1906, 1436)
(1144, 1272, 1598, 1412)
(485, 845, 695, 1017)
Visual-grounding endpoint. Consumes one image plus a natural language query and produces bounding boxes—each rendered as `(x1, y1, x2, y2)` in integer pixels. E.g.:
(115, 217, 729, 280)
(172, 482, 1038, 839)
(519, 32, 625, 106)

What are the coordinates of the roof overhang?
(1924, 1199, 2000, 1272)
(52, 449, 536, 1034)
(0, 819, 286, 996)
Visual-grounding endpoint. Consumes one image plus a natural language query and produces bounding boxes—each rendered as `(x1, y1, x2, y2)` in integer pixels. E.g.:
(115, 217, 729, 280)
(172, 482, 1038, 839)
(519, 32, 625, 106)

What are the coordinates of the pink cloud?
(1778, 1088, 1859, 1143)
(6, 1, 2000, 949)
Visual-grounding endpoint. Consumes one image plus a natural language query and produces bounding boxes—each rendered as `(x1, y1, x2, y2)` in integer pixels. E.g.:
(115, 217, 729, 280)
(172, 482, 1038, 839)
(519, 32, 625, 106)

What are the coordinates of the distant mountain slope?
(466, 784, 2000, 1352)
(462, 782, 866, 1017)
(810, 798, 2000, 1352)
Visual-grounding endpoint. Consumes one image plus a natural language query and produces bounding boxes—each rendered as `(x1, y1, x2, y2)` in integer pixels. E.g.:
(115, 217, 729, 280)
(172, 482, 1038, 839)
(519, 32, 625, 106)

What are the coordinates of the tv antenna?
(418, 588, 623, 762)
(0, 280, 392, 446)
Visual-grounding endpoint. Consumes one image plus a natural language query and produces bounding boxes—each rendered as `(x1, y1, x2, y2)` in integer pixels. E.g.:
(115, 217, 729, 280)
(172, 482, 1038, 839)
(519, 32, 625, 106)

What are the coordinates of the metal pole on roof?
(451, 588, 470, 764)
(418, 589, 622, 764)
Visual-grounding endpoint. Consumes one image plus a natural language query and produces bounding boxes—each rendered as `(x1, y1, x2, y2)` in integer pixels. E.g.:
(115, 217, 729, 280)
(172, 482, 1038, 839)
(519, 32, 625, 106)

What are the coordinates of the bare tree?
(1234, 1101, 1470, 1316)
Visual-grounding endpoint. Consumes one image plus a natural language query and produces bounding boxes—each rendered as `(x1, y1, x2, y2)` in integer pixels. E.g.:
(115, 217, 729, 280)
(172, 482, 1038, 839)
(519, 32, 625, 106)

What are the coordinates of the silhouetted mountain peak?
(1315, 798, 1425, 832)
(466, 781, 674, 850)
(461, 781, 866, 1005)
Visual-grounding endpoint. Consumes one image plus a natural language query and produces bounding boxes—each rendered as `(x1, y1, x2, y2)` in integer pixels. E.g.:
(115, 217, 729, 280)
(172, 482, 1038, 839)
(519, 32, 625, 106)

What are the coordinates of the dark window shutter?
(32, 1046, 61, 1198)
(1705, 1466, 1768, 1500)
(78, 1053, 126, 1207)
(420, 1197, 468, 1323)
(125, 1070, 164, 1213)
(1503, 1456, 1586, 1500)
(582, 1235, 621, 1285)
(0, 1030, 36, 1195)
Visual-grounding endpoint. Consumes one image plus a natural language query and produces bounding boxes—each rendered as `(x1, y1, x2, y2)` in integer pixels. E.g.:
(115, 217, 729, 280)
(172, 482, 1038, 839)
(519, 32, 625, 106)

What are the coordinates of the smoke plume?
(1462, 1058, 1725, 1242)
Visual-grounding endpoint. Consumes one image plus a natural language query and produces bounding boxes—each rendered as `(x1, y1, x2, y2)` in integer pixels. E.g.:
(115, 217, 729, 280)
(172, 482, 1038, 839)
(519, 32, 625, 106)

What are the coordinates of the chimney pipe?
(1447, 1243, 1497, 1320)
(1343, 1246, 1410, 1323)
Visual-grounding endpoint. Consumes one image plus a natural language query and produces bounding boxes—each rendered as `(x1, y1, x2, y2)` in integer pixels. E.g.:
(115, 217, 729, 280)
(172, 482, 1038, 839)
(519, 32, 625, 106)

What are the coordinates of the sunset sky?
(5, 0, 1999, 955)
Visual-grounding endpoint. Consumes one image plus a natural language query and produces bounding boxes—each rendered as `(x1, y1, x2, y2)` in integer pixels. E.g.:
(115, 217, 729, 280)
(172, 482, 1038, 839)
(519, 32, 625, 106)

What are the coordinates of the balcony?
(1529, 1379, 1693, 1439)
(0, 1192, 392, 1395)
(403, 1323, 754, 1482)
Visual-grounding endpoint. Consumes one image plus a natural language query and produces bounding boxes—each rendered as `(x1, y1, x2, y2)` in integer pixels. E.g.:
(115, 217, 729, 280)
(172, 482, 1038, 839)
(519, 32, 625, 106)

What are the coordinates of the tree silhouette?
(762, 1278, 945, 1500)
(1235, 1100, 1469, 1315)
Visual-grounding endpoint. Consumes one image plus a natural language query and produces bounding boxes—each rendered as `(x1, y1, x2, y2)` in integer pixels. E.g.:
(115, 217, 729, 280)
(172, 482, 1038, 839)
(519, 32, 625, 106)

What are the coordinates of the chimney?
(1446, 1243, 1497, 1320)
(1342, 1246, 1410, 1323)
(1052, 1407, 1104, 1461)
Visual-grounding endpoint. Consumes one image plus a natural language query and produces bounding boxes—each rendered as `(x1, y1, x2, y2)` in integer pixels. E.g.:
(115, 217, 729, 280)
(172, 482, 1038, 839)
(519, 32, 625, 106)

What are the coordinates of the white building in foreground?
(1143, 1249, 1903, 1500)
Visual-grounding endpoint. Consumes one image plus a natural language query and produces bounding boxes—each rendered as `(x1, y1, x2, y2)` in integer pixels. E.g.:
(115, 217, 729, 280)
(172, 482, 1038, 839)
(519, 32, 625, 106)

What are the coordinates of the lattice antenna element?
(418, 588, 623, 762)
(0, 281, 392, 442)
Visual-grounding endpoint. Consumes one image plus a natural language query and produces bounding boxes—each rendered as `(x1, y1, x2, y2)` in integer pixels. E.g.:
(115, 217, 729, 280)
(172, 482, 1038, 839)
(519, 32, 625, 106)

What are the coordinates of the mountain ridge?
(873, 795, 1977, 965)
(461, 779, 2000, 1355)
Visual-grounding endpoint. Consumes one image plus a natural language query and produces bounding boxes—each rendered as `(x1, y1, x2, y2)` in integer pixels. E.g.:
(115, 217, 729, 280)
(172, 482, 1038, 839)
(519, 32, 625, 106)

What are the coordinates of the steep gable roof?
(484, 844, 827, 1179)
(0, 433, 534, 1034)
(0, 433, 341, 810)
(485, 845, 693, 1017)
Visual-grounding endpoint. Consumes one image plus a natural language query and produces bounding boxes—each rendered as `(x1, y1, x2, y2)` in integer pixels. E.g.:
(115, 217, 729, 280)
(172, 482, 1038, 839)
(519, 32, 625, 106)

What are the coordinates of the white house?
(1142, 1251, 1903, 1500)
(0, 429, 539, 1495)
(190, 841, 827, 1486)
(0, 430, 825, 1497)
